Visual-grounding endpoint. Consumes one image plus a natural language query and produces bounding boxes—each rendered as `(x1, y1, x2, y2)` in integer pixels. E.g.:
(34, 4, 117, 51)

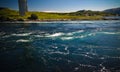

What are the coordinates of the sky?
(0, 0, 120, 12)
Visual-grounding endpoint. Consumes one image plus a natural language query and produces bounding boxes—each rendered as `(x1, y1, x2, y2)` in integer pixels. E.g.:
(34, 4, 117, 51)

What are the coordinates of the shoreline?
(0, 19, 120, 24)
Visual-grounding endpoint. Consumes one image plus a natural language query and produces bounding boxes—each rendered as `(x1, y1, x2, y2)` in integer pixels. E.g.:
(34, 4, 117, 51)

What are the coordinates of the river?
(0, 20, 120, 72)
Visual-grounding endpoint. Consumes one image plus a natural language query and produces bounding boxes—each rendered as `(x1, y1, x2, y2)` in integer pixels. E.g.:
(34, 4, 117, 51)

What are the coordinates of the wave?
(34, 31, 95, 41)
(49, 51, 69, 55)
(12, 32, 32, 36)
(61, 33, 94, 40)
(1, 35, 11, 38)
(16, 39, 31, 42)
(61, 37, 74, 40)
(34, 35, 44, 37)
(67, 30, 84, 35)
(46, 32, 64, 37)
(99, 32, 120, 35)
(47, 30, 84, 37)
(78, 21, 94, 24)
(74, 64, 96, 71)
(34, 32, 64, 38)
(34, 30, 84, 38)
(75, 33, 95, 38)
(1, 32, 32, 38)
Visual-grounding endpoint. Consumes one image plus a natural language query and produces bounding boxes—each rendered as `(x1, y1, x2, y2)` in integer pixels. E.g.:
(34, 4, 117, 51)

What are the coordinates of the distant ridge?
(104, 7, 120, 15)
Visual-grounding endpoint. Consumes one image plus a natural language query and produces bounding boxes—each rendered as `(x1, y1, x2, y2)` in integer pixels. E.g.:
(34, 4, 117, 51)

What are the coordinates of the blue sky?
(0, 0, 120, 12)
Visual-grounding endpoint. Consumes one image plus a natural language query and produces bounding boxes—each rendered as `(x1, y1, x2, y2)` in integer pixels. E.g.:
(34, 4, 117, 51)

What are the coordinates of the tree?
(28, 14, 38, 20)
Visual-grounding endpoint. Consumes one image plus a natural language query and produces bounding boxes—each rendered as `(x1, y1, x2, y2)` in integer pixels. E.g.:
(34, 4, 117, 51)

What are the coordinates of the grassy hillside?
(0, 7, 117, 21)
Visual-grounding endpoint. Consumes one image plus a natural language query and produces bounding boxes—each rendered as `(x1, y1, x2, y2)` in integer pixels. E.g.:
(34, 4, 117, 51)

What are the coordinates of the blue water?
(0, 21, 120, 72)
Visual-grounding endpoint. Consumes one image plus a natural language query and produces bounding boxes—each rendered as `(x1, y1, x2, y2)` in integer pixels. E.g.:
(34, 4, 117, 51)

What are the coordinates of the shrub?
(28, 14, 38, 20)
(17, 18, 24, 21)
(0, 16, 12, 21)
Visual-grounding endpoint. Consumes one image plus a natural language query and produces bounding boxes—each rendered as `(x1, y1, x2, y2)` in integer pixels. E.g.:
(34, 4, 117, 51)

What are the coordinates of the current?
(0, 20, 120, 72)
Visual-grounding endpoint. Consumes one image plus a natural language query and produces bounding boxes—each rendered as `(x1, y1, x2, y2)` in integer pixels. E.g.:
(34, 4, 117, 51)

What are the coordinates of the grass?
(24, 12, 103, 20)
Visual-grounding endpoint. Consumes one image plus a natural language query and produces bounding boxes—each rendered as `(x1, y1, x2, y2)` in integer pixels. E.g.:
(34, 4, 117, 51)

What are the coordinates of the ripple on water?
(0, 21, 120, 72)
(16, 39, 31, 42)
(12, 32, 32, 36)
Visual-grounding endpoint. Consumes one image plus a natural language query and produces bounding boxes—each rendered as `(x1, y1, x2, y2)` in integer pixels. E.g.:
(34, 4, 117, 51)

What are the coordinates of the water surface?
(0, 20, 120, 72)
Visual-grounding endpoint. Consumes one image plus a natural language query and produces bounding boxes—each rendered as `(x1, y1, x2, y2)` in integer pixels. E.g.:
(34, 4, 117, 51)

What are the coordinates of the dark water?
(0, 21, 120, 72)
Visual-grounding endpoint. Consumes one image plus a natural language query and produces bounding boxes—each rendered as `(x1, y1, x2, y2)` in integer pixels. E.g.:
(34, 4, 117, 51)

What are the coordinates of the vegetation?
(17, 18, 24, 21)
(0, 7, 119, 21)
(28, 14, 38, 20)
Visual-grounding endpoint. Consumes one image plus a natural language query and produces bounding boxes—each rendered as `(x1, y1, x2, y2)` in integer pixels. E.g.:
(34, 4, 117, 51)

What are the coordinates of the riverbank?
(1, 7, 120, 23)
(1, 16, 120, 23)
(0, 19, 120, 24)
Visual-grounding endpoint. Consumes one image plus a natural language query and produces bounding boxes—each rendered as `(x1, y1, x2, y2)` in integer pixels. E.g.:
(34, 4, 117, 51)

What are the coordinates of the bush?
(28, 14, 38, 20)
(0, 16, 13, 21)
(0, 16, 7, 21)
(17, 18, 24, 21)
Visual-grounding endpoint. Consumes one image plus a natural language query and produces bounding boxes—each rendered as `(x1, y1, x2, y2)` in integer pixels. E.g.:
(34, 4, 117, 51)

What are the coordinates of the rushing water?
(0, 20, 120, 72)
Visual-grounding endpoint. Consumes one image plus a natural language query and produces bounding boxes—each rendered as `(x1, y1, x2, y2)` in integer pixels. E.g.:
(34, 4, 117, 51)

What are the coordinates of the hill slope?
(104, 7, 120, 15)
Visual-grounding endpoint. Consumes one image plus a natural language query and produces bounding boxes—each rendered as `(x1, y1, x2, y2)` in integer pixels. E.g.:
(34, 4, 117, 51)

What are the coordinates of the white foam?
(34, 35, 44, 37)
(47, 32, 64, 37)
(34, 30, 85, 39)
(12, 32, 32, 36)
(66, 33, 73, 36)
(48, 30, 84, 37)
(16, 39, 31, 42)
(79, 64, 96, 68)
(51, 46, 58, 49)
(66, 30, 84, 36)
(2, 35, 11, 38)
(65, 46, 68, 50)
(99, 32, 120, 35)
(61, 37, 74, 40)
(61, 33, 95, 40)
(78, 35, 86, 38)
(49, 51, 69, 55)
(78, 33, 95, 38)
(34, 30, 95, 41)
(74, 67, 79, 71)
(79, 21, 94, 24)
